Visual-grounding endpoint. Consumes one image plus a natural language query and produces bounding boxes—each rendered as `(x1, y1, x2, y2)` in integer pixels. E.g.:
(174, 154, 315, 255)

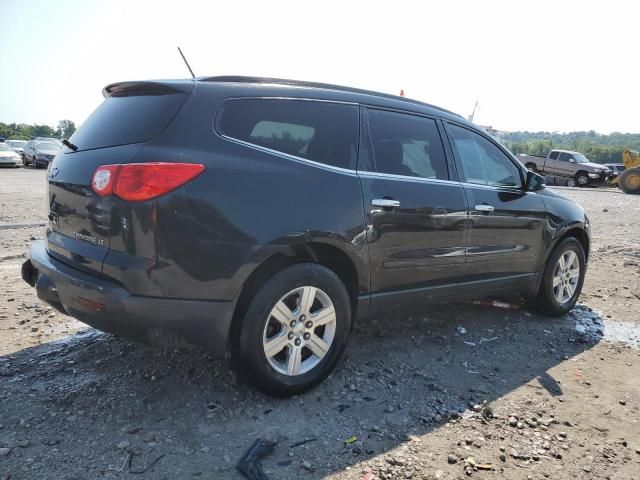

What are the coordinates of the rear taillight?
(91, 163, 205, 201)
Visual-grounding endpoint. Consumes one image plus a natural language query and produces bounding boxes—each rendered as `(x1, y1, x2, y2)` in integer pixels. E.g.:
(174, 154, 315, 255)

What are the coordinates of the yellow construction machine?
(611, 149, 640, 194)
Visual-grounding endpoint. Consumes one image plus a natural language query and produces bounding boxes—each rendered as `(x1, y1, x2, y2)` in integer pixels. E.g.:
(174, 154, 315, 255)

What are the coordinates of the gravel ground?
(1, 168, 639, 480)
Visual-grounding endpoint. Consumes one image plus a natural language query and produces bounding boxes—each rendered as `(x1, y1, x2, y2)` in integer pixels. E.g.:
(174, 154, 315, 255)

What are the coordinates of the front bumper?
(22, 240, 234, 357)
(587, 171, 613, 183)
(0, 157, 21, 166)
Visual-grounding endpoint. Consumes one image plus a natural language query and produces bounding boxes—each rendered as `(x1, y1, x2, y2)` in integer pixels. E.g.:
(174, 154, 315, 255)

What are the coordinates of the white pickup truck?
(517, 149, 612, 187)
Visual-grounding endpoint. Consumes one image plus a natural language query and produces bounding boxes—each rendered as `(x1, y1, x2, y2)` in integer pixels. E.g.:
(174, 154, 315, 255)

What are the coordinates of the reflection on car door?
(444, 123, 547, 292)
(359, 108, 468, 306)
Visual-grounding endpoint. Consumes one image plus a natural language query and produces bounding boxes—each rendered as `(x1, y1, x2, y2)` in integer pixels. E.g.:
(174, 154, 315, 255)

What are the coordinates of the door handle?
(372, 198, 400, 208)
(474, 204, 495, 213)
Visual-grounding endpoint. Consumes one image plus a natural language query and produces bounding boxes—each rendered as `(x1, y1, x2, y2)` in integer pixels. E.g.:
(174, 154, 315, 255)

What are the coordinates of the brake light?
(91, 163, 205, 201)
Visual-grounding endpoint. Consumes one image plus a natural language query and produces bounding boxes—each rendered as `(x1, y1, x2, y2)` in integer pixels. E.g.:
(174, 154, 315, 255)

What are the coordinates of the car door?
(545, 150, 561, 175)
(444, 122, 547, 291)
(359, 108, 468, 306)
(556, 152, 575, 176)
(23, 141, 34, 161)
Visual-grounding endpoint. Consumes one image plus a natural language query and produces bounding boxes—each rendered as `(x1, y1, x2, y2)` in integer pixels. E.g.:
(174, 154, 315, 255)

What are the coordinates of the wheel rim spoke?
(553, 275, 561, 287)
(307, 334, 330, 358)
(298, 286, 316, 315)
(558, 255, 565, 270)
(565, 283, 575, 297)
(311, 305, 336, 326)
(286, 346, 302, 375)
(271, 300, 293, 326)
(264, 333, 289, 358)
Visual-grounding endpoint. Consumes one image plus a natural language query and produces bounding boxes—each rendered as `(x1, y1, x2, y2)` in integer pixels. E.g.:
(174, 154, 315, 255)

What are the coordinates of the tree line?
(497, 130, 640, 164)
(0, 120, 76, 141)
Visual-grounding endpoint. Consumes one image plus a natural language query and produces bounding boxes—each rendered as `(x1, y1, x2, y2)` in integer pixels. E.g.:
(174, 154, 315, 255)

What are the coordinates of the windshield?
(36, 142, 61, 151)
(573, 153, 590, 164)
(8, 140, 27, 148)
(0, 144, 13, 152)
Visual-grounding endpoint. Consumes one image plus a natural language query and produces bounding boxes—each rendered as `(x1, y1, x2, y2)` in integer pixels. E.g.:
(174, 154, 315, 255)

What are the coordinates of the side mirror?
(568, 158, 576, 163)
(526, 170, 545, 191)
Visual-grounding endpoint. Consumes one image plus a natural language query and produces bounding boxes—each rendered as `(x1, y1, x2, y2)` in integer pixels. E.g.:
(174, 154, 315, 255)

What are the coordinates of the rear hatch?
(46, 80, 193, 273)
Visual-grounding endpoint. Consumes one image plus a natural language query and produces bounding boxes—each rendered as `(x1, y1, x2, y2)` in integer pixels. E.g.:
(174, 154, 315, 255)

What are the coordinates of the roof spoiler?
(102, 80, 195, 98)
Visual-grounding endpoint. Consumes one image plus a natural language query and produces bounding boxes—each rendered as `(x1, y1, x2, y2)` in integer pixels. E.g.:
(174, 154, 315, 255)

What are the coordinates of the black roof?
(198, 75, 464, 121)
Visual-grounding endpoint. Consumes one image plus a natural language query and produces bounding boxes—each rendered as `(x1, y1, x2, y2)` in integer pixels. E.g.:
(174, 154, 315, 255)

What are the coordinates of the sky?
(1, 0, 639, 134)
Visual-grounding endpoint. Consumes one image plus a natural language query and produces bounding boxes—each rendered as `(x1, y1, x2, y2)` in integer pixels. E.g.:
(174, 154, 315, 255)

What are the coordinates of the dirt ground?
(1, 167, 639, 480)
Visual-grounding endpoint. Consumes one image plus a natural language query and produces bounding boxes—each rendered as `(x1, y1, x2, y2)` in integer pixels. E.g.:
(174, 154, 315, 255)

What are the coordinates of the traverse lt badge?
(74, 232, 104, 246)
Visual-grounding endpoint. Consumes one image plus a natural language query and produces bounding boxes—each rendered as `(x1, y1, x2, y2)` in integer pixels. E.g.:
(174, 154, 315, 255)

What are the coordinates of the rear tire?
(532, 237, 586, 316)
(525, 163, 537, 172)
(231, 263, 351, 397)
(618, 167, 640, 194)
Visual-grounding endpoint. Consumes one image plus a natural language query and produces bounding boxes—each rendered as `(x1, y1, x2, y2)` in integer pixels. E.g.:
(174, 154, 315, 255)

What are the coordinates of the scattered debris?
(289, 438, 317, 448)
(237, 439, 277, 480)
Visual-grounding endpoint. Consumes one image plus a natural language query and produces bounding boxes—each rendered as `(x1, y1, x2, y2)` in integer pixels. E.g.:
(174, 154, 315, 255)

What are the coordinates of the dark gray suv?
(22, 77, 590, 396)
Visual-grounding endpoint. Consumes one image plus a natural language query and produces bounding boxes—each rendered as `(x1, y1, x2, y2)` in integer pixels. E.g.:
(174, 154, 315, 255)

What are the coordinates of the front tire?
(533, 237, 586, 316)
(231, 263, 351, 397)
(576, 172, 589, 187)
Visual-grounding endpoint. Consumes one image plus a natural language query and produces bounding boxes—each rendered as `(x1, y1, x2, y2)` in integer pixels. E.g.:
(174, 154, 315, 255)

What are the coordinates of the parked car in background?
(603, 163, 625, 181)
(0, 143, 23, 167)
(23, 140, 61, 168)
(517, 149, 612, 187)
(22, 76, 591, 396)
(5, 139, 28, 156)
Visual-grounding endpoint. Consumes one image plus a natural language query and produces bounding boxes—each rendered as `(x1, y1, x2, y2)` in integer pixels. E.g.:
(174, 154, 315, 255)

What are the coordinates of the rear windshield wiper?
(62, 138, 78, 151)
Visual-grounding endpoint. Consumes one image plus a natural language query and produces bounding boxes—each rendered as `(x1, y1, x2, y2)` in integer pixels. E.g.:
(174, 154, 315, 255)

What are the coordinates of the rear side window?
(217, 98, 358, 170)
(549, 151, 559, 160)
(69, 93, 188, 151)
(365, 109, 449, 180)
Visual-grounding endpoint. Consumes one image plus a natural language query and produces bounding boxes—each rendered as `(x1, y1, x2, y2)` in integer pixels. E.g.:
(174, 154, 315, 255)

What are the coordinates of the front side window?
(366, 109, 449, 180)
(558, 152, 573, 162)
(448, 124, 522, 188)
(217, 98, 358, 170)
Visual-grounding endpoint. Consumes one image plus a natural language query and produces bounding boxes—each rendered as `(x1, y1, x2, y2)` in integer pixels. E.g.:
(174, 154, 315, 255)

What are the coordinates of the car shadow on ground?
(0, 301, 604, 479)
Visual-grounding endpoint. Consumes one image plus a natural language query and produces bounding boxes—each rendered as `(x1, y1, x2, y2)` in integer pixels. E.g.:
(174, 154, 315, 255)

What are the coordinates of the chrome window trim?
(217, 134, 359, 177)
(459, 181, 534, 194)
(357, 170, 461, 187)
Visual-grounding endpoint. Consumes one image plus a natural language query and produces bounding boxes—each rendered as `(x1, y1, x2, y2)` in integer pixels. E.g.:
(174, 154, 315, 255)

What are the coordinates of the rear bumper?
(22, 240, 234, 357)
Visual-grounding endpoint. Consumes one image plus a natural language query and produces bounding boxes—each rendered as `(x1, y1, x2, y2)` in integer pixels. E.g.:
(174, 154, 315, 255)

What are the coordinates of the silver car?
(0, 143, 23, 167)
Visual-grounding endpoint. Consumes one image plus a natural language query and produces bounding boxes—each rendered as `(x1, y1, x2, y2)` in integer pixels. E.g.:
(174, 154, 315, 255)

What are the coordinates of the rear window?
(69, 93, 188, 151)
(217, 98, 358, 170)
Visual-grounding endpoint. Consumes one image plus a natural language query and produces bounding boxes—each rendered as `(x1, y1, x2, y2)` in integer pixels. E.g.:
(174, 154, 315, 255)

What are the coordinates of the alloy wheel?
(262, 286, 336, 376)
(552, 250, 580, 304)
